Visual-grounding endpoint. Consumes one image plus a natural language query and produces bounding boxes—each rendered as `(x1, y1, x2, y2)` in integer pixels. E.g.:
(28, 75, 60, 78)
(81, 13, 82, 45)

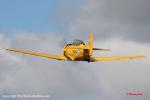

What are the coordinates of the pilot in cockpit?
(67, 40, 85, 46)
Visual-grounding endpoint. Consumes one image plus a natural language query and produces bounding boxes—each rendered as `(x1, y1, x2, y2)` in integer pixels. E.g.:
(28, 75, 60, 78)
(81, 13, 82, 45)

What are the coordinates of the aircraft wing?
(6, 48, 67, 61)
(93, 56, 145, 61)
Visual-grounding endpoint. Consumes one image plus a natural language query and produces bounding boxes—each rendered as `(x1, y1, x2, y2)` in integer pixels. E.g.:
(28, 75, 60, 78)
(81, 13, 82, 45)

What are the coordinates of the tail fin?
(88, 32, 93, 56)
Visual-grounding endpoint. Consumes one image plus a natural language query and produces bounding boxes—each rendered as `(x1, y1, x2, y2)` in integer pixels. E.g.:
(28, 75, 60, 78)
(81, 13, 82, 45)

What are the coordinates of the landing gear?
(85, 56, 94, 62)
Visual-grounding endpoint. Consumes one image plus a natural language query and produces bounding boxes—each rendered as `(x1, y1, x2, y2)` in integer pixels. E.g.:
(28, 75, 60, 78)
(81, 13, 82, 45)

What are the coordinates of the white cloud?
(0, 32, 149, 100)
(0, 0, 150, 100)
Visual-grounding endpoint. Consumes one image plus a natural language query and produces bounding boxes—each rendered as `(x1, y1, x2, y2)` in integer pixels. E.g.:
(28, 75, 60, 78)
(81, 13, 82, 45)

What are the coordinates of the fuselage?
(63, 40, 91, 61)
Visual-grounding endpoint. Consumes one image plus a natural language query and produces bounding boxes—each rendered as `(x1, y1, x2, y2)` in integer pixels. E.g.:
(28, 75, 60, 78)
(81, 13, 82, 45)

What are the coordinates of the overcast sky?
(0, 0, 150, 100)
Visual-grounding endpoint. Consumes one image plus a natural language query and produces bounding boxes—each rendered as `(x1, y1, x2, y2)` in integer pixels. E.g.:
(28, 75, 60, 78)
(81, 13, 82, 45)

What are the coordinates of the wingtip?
(141, 56, 146, 58)
(136, 56, 146, 59)
(5, 48, 16, 51)
(5, 48, 12, 51)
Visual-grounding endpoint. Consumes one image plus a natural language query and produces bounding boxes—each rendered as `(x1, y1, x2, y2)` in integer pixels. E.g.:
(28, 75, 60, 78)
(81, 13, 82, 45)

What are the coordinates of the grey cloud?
(0, 1, 150, 99)
(69, 0, 150, 43)
(0, 32, 150, 100)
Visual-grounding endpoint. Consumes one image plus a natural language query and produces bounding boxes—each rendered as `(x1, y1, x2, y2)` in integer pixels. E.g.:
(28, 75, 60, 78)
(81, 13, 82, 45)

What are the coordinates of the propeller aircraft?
(6, 33, 145, 62)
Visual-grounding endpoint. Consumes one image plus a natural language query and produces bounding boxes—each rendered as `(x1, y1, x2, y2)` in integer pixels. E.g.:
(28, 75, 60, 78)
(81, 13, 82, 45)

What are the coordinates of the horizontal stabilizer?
(93, 48, 110, 51)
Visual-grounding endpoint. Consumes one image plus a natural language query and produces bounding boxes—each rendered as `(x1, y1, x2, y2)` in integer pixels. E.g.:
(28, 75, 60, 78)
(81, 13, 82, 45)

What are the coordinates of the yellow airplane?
(6, 33, 145, 62)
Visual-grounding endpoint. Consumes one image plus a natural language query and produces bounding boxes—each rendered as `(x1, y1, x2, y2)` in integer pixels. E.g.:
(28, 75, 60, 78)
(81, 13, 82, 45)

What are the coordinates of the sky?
(0, 0, 150, 100)
(0, 0, 81, 36)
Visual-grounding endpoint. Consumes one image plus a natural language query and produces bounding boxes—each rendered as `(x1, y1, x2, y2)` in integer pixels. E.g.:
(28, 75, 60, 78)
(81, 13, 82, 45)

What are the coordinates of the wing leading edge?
(6, 48, 67, 61)
(93, 56, 145, 61)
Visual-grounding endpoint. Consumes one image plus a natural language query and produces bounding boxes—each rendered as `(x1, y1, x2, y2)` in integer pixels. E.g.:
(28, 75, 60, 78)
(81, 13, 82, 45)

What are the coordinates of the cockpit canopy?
(67, 39, 85, 46)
